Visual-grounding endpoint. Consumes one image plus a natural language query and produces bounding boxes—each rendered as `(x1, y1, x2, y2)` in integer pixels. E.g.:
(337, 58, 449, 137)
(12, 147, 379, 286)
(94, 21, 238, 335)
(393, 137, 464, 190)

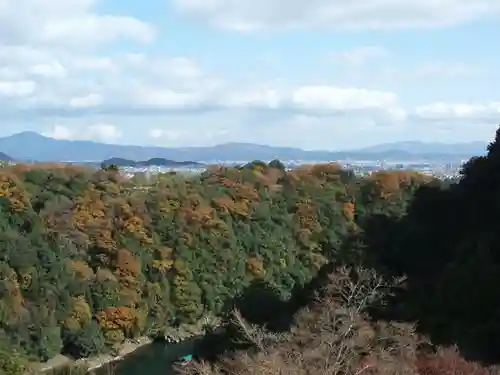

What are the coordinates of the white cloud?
(222, 87, 281, 109)
(70, 57, 117, 71)
(43, 124, 122, 142)
(0, 29, 405, 118)
(40, 16, 154, 47)
(0, 80, 35, 97)
(290, 86, 397, 111)
(330, 46, 388, 65)
(0, 0, 155, 48)
(411, 62, 485, 79)
(28, 62, 67, 78)
(70, 93, 102, 108)
(159, 57, 205, 80)
(413, 102, 500, 121)
(43, 125, 74, 140)
(86, 124, 122, 141)
(148, 129, 164, 138)
(124, 56, 221, 91)
(119, 83, 405, 123)
(134, 87, 205, 108)
(172, 0, 500, 31)
(148, 128, 190, 141)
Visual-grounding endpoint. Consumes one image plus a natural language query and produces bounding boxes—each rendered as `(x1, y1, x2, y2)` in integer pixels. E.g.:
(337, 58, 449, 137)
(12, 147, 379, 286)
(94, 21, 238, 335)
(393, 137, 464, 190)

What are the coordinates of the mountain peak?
(6, 131, 48, 140)
(0, 152, 12, 161)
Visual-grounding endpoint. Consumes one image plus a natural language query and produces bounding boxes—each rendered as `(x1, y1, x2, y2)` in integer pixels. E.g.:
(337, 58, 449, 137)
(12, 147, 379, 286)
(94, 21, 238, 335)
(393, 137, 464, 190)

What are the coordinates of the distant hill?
(0, 152, 12, 162)
(101, 157, 204, 168)
(0, 131, 488, 163)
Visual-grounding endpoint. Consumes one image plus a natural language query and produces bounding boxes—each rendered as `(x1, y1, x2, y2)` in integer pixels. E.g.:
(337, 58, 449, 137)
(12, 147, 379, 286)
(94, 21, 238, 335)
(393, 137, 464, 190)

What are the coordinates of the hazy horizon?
(0, 131, 489, 153)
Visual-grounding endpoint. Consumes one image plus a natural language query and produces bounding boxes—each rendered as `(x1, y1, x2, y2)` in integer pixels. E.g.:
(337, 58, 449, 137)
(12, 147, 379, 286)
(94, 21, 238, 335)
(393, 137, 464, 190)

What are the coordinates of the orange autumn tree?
(97, 306, 138, 343)
(0, 173, 31, 213)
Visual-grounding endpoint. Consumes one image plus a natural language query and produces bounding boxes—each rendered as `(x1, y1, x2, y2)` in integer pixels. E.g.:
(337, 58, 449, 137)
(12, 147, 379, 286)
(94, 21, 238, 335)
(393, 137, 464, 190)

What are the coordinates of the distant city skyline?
(0, 1, 499, 149)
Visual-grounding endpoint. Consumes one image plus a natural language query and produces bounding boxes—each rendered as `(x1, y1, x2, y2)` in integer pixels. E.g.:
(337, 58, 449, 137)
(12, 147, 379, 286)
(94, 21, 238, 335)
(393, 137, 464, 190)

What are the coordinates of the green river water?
(46, 329, 237, 375)
(93, 339, 199, 375)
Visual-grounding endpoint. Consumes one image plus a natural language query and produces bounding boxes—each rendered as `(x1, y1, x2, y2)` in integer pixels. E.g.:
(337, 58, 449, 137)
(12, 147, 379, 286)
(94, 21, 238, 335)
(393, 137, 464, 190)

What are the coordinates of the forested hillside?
(0, 158, 431, 374)
(3, 129, 499, 375)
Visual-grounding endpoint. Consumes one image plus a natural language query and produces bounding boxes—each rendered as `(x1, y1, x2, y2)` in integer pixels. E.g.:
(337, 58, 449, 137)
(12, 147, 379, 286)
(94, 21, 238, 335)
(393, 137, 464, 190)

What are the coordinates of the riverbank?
(79, 336, 154, 371)
(29, 315, 222, 374)
(164, 315, 222, 343)
(27, 336, 153, 374)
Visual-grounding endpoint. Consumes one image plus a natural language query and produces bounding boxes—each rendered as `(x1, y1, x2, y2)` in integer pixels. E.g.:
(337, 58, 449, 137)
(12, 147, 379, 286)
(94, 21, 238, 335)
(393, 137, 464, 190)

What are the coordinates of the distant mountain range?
(101, 157, 203, 168)
(0, 131, 489, 163)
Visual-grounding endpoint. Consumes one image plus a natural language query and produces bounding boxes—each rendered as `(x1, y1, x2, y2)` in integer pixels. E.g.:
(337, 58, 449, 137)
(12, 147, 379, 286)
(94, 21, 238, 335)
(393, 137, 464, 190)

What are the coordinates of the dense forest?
(0, 157, 387, 374)
(1, 129, 500, 375)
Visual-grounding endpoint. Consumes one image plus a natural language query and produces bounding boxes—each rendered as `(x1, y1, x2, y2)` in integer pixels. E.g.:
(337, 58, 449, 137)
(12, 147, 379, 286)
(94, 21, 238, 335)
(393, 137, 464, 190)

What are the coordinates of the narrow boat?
(176, 354, 193, 367)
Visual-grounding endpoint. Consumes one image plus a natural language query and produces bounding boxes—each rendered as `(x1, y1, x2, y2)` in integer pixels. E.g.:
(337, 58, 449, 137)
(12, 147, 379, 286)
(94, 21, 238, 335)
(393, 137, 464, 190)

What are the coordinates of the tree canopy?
(2, 125, 500, 375)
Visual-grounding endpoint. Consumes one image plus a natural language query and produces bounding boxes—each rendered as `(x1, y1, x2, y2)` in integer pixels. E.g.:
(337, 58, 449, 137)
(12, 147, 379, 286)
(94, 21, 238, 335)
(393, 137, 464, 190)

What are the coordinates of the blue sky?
(0, 0, 499, 150)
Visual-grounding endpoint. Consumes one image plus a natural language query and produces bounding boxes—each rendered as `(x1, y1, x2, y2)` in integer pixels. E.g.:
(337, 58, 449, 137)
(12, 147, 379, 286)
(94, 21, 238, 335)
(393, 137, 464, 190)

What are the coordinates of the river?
(46, 329, 239, 375)
(89, 328, 241, 375)
(92, 339, 199, 375)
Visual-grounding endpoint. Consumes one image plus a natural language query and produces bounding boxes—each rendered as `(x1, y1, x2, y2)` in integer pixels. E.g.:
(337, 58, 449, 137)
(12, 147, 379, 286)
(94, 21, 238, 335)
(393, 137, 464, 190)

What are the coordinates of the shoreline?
(31, 316, 222, 374)
(31, 336, 154, 374)
(79, 336, 154, 372)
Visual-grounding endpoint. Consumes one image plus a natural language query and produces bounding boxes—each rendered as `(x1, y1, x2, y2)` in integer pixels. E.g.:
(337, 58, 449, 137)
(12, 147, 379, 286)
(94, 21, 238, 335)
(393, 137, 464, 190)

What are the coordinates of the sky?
(0, 0, 499, 150)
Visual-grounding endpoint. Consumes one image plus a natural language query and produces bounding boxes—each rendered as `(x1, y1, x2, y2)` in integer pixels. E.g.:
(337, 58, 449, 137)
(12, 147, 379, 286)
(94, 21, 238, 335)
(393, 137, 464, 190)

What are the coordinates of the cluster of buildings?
(118, 159, 466, 180)
(0, 157, 466, 180)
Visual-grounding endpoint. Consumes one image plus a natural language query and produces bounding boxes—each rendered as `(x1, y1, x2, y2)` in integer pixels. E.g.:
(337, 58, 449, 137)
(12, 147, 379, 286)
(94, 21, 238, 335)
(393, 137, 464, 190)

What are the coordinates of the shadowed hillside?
(181, 126, 500, 375)
(352, 127, 500, 363)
